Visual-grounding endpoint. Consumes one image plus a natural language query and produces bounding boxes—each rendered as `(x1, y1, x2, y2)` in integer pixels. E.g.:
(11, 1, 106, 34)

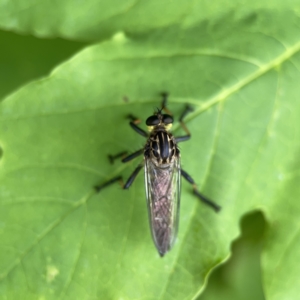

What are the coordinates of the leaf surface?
(1, 8, 300, 300)
(0, 30, 87, 100)
(0, 0, 297, 41)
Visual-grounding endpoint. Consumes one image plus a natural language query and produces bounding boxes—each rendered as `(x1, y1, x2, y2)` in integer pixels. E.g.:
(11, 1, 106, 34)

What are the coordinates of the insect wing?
(144, 157, 181, 256)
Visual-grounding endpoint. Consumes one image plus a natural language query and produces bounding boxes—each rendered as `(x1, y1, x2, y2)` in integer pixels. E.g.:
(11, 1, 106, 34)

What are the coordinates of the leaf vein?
(0, 190, 94, 283)
(59, 203, 88, 300)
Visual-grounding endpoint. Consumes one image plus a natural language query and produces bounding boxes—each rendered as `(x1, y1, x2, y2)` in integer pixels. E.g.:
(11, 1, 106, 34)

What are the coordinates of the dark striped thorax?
(144, 111, 179, 165)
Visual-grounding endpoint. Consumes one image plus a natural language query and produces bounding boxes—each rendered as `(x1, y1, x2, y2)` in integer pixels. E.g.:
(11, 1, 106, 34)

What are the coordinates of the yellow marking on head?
(165, 124, 173, 131)
(147, 126, 154, 132)
(147, 123, 172, 132)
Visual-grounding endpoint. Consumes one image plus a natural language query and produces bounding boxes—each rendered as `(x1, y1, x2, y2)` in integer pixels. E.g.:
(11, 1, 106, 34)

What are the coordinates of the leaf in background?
(0, 7, 300, 300)
(0, 30, 88, 100)
(199, 211, 265, 300)
(0, 0, 200, 40)
(0, 0, 297, 41)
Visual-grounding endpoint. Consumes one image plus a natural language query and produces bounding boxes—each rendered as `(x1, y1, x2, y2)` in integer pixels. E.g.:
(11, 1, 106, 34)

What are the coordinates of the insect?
(95, 93, 220, 256)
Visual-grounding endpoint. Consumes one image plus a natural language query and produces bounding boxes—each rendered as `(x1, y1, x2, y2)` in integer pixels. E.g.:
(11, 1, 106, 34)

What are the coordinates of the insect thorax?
(144, 128, 179, 164)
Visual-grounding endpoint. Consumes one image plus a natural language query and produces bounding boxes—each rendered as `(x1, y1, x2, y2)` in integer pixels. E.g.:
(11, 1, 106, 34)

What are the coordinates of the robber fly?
(95, 93, 220, 256)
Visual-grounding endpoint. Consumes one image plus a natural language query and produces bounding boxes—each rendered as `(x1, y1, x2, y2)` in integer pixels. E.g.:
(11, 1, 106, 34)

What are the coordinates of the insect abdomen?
(144, 159, 181, 256)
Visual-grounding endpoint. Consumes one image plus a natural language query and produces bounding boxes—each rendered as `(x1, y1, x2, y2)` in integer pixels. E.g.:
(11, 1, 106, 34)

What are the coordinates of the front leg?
(175, 105, 194, 143)
(127, 114, 148, 138)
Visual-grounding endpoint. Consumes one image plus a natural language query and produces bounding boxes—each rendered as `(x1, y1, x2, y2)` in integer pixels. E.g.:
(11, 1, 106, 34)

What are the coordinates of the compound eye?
(163, 114, 173, 124)
(146, 115, 160, 126)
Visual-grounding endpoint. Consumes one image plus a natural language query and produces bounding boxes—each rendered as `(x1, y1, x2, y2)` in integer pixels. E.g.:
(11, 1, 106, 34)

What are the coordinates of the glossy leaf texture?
(1, 7, 300, 300)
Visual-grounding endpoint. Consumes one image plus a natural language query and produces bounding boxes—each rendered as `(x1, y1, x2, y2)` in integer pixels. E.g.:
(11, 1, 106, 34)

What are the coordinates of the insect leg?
(126, 114, 148, 138)
(124, 164, 143, 189)
(94, 176, 123, 192)
(130, 122, 148, 138)
(108, 148, 143, 164)
(175, 104, 194, 143)
(175, 135, 190, 143)
(181, 169, 221, 212)
(108, 151, 128, 164)
(96, 149, 143, 192)
(161, 93, 193, 143)
(122, 149, 144, 163)
(160, 92, 173, 115)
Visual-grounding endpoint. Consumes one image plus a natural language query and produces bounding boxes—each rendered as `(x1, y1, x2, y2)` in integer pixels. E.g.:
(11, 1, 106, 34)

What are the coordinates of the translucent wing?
(144, 157, 181, 256)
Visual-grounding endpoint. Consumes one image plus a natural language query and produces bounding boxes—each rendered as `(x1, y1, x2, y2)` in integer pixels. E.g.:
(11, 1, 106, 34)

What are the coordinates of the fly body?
(96, 93, 221, 257)
(144, 114, 181, 256)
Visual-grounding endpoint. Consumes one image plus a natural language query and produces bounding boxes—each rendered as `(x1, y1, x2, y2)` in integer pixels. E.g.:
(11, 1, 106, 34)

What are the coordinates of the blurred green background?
(200, 211, 265, 300)
(0, 30, 88, 101)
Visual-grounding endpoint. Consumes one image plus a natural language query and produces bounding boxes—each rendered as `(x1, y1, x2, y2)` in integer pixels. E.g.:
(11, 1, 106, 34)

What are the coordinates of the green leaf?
(199, 211, 265, 300)
(1, 7, 300, 300)
(0, 0, 199, 40)
(0, 30, 88, 100)
(0, 0, 297, 41)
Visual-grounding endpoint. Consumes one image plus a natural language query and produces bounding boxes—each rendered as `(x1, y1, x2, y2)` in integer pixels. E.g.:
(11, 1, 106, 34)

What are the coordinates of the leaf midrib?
(2, 38, 300, 122)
